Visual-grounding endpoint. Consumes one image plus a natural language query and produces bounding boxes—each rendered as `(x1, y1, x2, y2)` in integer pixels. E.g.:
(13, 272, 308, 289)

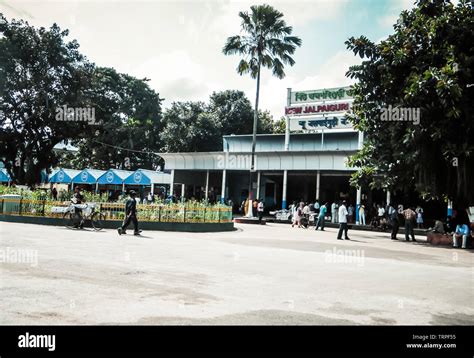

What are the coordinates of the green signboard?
(290, 86, 352, 103)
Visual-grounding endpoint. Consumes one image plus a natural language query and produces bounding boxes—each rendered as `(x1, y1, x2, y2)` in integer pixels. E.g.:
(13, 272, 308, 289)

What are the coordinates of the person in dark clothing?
(388, 203, 399, 240)
(118, 190, 142, 236)
(51, 187, 58, 201)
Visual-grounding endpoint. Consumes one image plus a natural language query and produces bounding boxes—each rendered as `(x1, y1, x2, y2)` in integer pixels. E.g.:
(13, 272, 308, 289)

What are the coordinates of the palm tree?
(223, 4, 301, 217)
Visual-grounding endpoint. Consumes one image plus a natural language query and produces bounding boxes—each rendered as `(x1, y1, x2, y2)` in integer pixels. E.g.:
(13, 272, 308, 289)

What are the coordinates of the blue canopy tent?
(0, 168, 12, 184)
(96, 169, 133, 194)
(71, 169, 106, 191)
(49, 168, 81, 184)
(124, 169, 171, 197)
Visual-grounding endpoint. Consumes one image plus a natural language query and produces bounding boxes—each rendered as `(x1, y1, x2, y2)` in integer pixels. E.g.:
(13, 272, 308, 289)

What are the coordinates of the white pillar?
(282, 170, 288, 209)
(321, 129, 325, 149)
(71, 182, 74, 191)
(170, 169, 175, 197)
(316, 170, 320, 201)
(284, 117, 290, 151)
(221, 170, 226, 204)
(386, 190, 391, 206)
(151, 183, 154, 195)
(256, 171, 261, 200)
(205, 170, 209, 201)
(356, 187, 362, 224)
(122, 183, 125, 193)
(95, 182, 99, 194)
(181, 183, 185, 202)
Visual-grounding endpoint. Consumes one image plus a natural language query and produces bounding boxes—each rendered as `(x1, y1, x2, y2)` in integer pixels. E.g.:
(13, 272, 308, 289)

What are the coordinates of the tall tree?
(0, 15, 95, 186)
(345, 0, 474, 209)
(223, 4, 301, 212)
(66, 67, 163, 171)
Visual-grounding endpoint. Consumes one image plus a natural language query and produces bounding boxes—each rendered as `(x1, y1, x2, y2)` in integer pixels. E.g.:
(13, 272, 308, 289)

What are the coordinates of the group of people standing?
(288, 198, 430, 243)
(240, 198, 265, 223)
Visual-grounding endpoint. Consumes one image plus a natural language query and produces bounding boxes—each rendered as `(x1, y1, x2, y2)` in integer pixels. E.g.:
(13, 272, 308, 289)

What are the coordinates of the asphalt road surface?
(1, 221, 473, 325)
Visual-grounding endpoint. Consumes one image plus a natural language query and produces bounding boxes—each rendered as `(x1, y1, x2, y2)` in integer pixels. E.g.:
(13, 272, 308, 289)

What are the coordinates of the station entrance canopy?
(97, 169, 134, 185)
(49, 168, 81, 184)
(72, 169, 107, 184)
(123, 169, 171, 186)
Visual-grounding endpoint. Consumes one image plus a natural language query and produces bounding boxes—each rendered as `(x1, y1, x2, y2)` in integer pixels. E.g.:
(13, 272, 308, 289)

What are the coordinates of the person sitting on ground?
(445, 215, 456, 234)
(431, 219, 445, 234)
(453, 221, 470, 249)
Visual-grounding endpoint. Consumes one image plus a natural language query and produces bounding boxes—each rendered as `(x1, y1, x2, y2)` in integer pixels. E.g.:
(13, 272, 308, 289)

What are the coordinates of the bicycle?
(63, 202, 106, 231)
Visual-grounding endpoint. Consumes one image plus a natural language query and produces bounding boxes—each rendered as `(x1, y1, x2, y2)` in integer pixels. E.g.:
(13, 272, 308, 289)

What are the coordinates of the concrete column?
(356, 187, 362, 224)
(71, 182, 74, 191)
(273, 183, 277, 206)
(151, 183, 154, 195)
(122, 183, 125, 193)
(205, 170, 209, 201)
(282, 170, 288, 209)
(386, 190, 391, 206)
(221, 170, 226, 204)
(256, 171, 261, 200)
(95, 182, 99, 194)
(321, 128, 325, 149)
(170, 169, 175, 198)
(316, 170, 320, 201)
(181, 183, 185, 202)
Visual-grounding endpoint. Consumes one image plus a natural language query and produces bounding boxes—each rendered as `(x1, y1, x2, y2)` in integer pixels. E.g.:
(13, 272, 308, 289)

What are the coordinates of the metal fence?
(0, 198, 233, 224)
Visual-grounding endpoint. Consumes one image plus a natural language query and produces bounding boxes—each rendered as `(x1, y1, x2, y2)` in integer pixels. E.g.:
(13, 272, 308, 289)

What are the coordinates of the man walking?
(314, 202, 328, 231)
(402, 206, 417, 242)
(118, 190, 142, 236)
(336, 200, 350, 240)
(388, 203, 399, 240)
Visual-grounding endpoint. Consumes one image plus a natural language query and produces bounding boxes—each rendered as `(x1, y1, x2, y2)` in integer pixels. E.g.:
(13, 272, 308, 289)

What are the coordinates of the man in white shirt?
(337, 200, 350, 240)
(257, 199, 264, 224)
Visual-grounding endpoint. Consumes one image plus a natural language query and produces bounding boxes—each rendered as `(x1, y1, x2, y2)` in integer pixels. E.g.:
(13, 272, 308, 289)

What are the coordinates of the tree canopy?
(161, 90, 274, 153)
(345, 0, 474, 207)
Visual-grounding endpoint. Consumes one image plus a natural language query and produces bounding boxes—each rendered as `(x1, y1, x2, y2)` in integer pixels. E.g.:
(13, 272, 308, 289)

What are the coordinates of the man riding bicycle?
(71, 187, 85, 229)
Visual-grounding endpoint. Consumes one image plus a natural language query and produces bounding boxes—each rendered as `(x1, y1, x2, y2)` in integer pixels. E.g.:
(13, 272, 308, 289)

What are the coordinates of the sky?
(0, 0, 416, 120)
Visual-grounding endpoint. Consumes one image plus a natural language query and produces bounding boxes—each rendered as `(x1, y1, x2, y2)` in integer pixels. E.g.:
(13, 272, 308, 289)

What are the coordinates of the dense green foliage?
(345, 0, 474, 207)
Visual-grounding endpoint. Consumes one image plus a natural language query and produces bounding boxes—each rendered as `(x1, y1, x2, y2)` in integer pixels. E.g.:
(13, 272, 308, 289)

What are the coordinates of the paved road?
(0, 221, 473, 325)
